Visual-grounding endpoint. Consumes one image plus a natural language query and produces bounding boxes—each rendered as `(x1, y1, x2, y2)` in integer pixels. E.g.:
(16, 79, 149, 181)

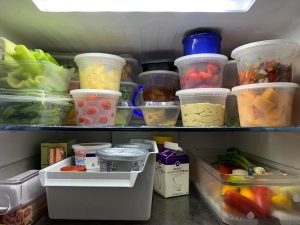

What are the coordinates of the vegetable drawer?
(39, 139, 158, 220)
(189, 149, 300, 225)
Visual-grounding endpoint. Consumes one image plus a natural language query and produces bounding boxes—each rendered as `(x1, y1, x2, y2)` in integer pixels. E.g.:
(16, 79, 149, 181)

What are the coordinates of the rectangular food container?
(231, 40, 299, 85)
(39, 139, 158, 220)
(0, 157, 47, 225)
(115, 104, 135, 126)
(0, 89, 73, 125)
(121, 57, 142, 82)
(190, 149, 300, 225)
(232, 82, 299, 127)
(0, 61, 72, 93)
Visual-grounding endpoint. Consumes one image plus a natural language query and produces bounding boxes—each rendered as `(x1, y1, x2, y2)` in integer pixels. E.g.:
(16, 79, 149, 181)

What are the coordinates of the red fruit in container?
(99, 99, 111, 110)
(78, 116, 93, 125)
(98, 116, 108, 124)
(86, 106, 99, 115)
(77, 100, 84, 107)
(207, 62, 221, 75)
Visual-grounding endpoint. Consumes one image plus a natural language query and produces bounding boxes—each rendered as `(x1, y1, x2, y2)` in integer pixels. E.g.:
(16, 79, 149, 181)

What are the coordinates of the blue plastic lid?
(183, 32, 222, 44)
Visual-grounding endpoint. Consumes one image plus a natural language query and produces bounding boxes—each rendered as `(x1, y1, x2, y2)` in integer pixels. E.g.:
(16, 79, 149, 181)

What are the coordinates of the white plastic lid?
(176, 88, 230, 97)
(70, 89, 122, 97)
(74, 53, 126, 65)
(115, 144, 151, 151)
(174, 54, 228, 67)
(120, 81, 138, 88)
(231, 82, 299, 94)
(231, 39, 300, 59)
(96, 148, 148, 161)
(72, 143, 112, 151)
(138, 70, 179, 78)
(138, 101, 180, 109)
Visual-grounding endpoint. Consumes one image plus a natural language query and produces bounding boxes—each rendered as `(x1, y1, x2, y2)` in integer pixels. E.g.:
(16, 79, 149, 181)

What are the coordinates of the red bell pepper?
(223, 190, 267, 218)
(207, 62, 220, 75)
(217, 165, 232, 174)
(252, 187, 272, 217)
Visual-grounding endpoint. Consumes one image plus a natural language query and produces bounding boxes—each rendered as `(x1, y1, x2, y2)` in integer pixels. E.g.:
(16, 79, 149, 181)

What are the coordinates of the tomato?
(86, 106, 99, 115)
(217, 165, 232, 174)
(99, 100, 111, 110)
(98, 116, 108, 124)
(78, 116, 93, 125)
(77, 100, 84, 107)
(207, 63, 220, 75)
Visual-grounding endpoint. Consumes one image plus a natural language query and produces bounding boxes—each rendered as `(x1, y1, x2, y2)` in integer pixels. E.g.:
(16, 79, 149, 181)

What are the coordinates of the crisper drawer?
(39, 139, 158, 221)
(190, 149, 300, 225)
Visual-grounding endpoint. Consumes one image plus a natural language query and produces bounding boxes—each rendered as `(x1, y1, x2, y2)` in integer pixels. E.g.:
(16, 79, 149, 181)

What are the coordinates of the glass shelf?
(0, 125, 300, 132)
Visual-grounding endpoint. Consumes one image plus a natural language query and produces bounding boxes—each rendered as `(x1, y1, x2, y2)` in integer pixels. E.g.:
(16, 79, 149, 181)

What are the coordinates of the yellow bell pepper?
(221, 185, 238, 196)
(271, 193, 294, 212)
(240, 187, 255, 201)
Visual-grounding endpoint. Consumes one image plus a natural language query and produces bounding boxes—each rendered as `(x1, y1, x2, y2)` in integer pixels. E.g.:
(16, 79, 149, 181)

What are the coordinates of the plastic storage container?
(139, 101, 180, 126)
(39, 139, 158, 220)
(190, 149, 300, 225)
(72, 143, 112, 171)
(74, 53, 125, 91)
(176, 88, 230, 127)
(182, 32, 222, 55)
(138, 70, 179, 101)
(174, 54, 228, 89)
(70, 89, 121, 126)
(231, 39, 300, 85)
(97, 147, 148, 172)
(0, 89, 72, 125)
(232, 82, 299, 127)
(119, 81, 138, 102)
(141, 59, 176, 72)
(115, 103, 135, 126)
(0, 61, 72, 93)
(222, 60, 239, 90)
(121, 57, 142, 82)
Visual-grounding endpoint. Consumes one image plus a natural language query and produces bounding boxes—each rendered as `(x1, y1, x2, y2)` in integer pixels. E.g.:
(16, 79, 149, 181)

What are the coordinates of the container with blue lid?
(182, 32, 222, 55)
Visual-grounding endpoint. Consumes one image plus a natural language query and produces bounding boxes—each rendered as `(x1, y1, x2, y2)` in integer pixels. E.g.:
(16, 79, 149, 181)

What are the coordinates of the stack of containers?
(137, 69, 181, 126)
(71, 53, 125, 126)
(0, 38, 74, 125)
(231, 40, 300, 127)
(116, 55, 141, 125)
(175, 32, 230, 127)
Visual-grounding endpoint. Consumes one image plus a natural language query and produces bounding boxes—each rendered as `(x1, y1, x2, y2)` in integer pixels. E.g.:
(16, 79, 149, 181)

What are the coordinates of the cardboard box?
(154, 142, 189, 198)
(41, 139, 76, 169)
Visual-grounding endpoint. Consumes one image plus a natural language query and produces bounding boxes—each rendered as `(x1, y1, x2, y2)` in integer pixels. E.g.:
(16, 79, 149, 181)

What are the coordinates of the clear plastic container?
(97, 147, 148, 172)
(138, 70, 179, 101)
(0, 89, 72, 125)
(174, 54, 228, 89)
(72, 143, 112, 171)
(121, 57, 142, 82)
(115, 103, 135, 126)
(0, 61, 72, 93)
(74, 53, 125, 91)
(70, 89, 121, 126)
(119, 81, 138, 102)
(232, 82, 299, 127)
(231, 39, 300, 85)
(190, 149, 300, 225)
(222, 60, 239, 90)
(139, 101, 180, 126)
(176, 88, 230, 127)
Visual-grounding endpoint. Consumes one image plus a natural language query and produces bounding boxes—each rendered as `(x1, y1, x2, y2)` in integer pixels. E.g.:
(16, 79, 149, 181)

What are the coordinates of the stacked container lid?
(71, 53, 125, 126)
(175, 32, 230, 127)
(231, 39, 300, 127)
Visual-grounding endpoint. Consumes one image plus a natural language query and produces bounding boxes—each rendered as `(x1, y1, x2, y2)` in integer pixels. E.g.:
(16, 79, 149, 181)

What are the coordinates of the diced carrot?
(200, 71, 213, 79)
(207, 62, 220, 75)
(185, 65, 197, 75)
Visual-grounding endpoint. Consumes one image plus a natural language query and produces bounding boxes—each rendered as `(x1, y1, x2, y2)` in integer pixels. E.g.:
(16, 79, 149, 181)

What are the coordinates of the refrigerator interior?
(0, 0, 300, 223)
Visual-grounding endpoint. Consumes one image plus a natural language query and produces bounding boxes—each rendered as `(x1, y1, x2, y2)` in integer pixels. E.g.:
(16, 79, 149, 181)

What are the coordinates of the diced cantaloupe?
(261, 88, 278, 105)
(253, 95, 276, 114)
(240, 92, 256, 101)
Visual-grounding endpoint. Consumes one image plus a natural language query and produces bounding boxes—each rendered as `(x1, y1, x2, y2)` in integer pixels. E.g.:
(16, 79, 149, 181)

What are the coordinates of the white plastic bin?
(39, 139, 158, 220)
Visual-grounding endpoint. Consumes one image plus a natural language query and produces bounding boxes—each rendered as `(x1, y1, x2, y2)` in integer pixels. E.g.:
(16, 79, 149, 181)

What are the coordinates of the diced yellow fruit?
(221, 185, 238, 196)
(261, 88, 278, 104)
(253, 95, 276, 114)
(240, 92, 256, 101)
(271, 194, 294, 212)
(240, 187, 256, 201)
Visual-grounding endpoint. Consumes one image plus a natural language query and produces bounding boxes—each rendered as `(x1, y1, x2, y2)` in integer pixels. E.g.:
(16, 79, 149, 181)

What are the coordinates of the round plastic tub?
(121, 57, 142, 82)
(74, 53, 125, 91)
(141, 59, 176, 72)
(231, 82, 299, 127)
(174, 54, 228, 89)
(138, 70, 179, 101)
(176, 88, 230, 127)
(182, 33, 222, 55)
(231, 39, 300, 85)
(115, 104, 135, 126)
(222, 60, 239, 89)
(70, 89, 121, 126)
(96, 148, 148, 172)
(119, 81, 138, 102)
(72, 143, 112, 170)
(139, 101, 180, 126)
